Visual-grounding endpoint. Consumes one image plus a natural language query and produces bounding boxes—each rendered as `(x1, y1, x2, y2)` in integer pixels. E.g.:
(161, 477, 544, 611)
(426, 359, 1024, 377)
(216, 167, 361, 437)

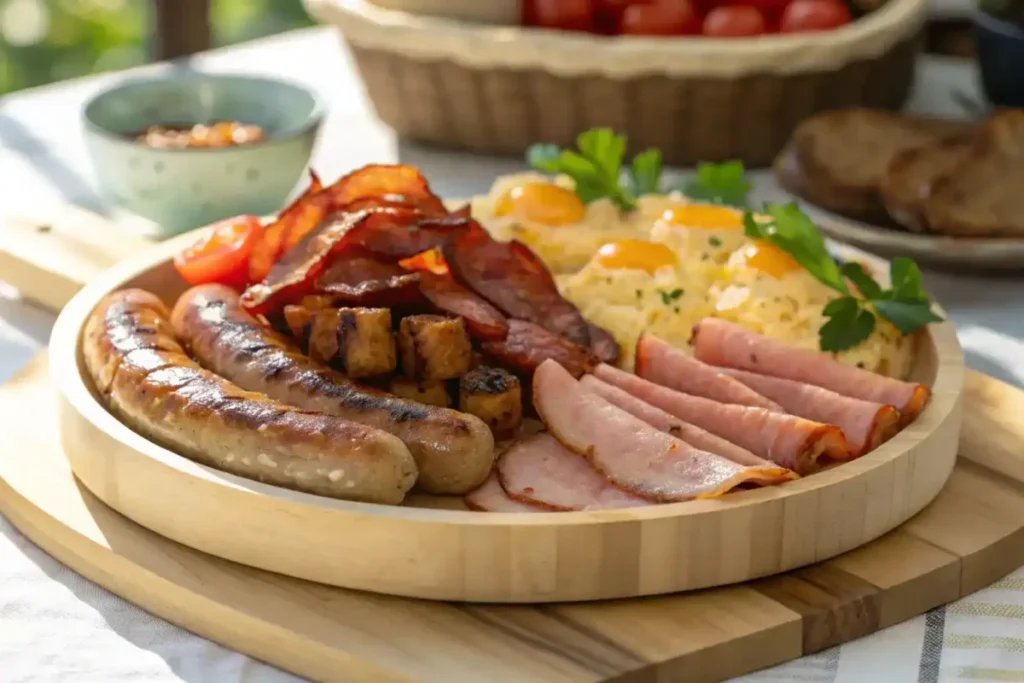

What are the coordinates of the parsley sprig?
(527, 129, 661, 211)
(683, 161, 752, 209)
(743, 204, 944, 352)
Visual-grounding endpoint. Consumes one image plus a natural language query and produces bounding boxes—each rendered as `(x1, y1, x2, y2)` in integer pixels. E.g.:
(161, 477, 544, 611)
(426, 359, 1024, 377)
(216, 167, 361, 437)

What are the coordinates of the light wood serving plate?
(45, 228, 966, 603)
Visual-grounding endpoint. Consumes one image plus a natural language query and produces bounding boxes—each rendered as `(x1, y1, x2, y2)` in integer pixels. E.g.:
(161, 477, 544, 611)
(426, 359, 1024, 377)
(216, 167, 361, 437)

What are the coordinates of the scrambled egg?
(474, 175, 913, 377)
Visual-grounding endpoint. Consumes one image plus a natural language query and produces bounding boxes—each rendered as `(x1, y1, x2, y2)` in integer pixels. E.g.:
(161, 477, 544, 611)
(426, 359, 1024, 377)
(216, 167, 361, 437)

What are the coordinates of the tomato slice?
(779, 0, 851, 32)
(702, 6, 768, 36)
(173, 215, 264, 291)
(621, 0, 701, 35)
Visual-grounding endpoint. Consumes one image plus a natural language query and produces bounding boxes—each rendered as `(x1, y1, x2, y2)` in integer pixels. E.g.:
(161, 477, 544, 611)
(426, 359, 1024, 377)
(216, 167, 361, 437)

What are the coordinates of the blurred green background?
(0, 0, 315, 94)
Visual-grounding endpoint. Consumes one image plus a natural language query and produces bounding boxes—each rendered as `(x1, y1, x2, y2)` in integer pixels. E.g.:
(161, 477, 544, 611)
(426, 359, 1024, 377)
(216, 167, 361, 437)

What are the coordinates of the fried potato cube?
(459, 366, 522, 440)
(308, 307, 396, 377)
(397, 314, 471, 381)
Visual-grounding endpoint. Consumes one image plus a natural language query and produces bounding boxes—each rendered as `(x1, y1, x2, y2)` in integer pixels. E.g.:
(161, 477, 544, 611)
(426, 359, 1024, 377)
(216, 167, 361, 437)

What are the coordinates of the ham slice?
(498, 433, 652, 510)
(719, 367, 901, 457)
(635, 333, 781, 411)
(579, 374, 778, 469)
(593, 364, 849, 475)
(691, 318, 930, 426)
(533, 360, 794, 501)
(464, 470, 545, 513)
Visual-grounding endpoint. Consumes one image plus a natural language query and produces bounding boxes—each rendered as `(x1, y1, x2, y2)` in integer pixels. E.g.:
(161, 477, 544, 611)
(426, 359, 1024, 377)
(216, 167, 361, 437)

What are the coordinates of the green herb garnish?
(744, 202, 944, 352)
(683, 161, 752, 208)
(527, 129, 661, 211)
(659, 288, 684, 305)
(708, 236, 722, 248)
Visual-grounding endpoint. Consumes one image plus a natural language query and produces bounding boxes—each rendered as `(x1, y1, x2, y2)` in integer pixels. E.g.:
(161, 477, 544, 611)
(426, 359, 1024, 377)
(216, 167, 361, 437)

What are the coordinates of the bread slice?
(774, 108, 974, 224)
(880, 138, 974, 233)
(924, 110, 1024, 237)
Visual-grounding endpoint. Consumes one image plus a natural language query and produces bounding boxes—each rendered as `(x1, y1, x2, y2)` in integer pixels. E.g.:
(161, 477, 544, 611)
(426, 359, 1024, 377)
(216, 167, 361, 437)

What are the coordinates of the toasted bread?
(924, 111, 1024, 237)
(775, 108, 974, 224)
(880, 138, 974, 233)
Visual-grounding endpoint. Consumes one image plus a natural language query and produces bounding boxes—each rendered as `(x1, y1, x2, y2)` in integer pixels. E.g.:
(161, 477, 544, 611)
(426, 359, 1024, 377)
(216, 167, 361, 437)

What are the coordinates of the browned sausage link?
(389, 377, 451, 408)
(172, 284, 495, 495)
(82, 289, 417, 504)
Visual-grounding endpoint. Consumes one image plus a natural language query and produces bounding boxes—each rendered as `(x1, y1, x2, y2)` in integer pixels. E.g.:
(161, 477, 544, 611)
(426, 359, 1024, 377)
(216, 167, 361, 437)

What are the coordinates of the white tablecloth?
(4, 28, 1024, 683)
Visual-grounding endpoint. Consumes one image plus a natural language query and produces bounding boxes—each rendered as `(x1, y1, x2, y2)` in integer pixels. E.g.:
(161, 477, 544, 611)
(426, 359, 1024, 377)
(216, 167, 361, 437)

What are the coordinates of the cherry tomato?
(621, 0, 701, 35)
(712, 0, 791, 12)
(532, 0, 595, 31)
(593, 0, 647, 33)
(779, 0, 852, 32)
(702, 6, 767, 36)
(173, 215, 264, 290)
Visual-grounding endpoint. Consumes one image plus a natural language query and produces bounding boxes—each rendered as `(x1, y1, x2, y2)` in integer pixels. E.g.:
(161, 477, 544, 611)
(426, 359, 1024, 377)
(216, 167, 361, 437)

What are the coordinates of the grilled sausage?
(83, 289, 417, 504)
(459, 366, 522, 440)
(397, 314, 472, 381)
(172, 284, 495, 494)
(306, 307, 396, 378)
(389, 377, 451, 408)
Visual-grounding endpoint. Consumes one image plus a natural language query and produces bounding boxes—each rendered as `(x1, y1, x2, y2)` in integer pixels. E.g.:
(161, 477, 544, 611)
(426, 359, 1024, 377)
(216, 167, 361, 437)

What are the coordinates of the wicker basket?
(306, 0, 927, 167)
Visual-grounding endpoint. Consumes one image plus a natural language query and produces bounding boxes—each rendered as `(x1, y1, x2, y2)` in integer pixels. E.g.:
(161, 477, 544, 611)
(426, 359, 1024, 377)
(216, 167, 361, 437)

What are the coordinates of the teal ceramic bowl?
(83, 72, 324, 237)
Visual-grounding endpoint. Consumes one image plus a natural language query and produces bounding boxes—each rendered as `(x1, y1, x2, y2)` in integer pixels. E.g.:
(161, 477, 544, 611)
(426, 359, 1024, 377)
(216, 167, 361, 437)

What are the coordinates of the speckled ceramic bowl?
(83, 72, 324, 237)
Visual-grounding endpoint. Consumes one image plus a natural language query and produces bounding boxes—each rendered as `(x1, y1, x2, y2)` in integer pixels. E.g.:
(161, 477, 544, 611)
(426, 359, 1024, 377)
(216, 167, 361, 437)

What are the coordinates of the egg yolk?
(594, 239, 678, 274)
(663, 204, 744, 229)
(740, 241, 801, 279)
(494, 183, 586, 226)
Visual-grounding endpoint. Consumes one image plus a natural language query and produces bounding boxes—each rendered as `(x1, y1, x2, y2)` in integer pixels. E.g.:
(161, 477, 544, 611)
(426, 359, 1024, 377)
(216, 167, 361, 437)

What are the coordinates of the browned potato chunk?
(282, 304, 316, 350)
(397, 314, 471, 381)
(308, 307, 396, 378)
(389, 376, 451, 408)
(459, 366, 522, 440)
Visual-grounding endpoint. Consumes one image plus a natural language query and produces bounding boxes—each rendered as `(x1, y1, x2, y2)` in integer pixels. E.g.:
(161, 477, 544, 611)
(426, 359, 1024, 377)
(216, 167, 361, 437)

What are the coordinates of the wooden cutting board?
(3, 354, 1024, 682)
(3, 205, 1024, 681)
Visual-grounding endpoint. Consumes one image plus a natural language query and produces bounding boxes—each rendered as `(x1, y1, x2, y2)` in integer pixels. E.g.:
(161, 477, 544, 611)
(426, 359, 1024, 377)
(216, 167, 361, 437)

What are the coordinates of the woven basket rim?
(305, 0, 927, 77)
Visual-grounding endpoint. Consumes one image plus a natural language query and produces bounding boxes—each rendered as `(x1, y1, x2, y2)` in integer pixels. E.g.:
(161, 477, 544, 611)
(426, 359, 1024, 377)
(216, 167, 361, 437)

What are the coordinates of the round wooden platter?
(4, 353, 1024, 683)
(45, 234, 965, 604)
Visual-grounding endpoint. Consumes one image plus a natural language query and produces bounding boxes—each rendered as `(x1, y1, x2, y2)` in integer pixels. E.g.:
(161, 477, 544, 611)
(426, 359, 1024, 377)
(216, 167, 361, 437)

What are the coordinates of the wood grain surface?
(1, 355, 1020, 682)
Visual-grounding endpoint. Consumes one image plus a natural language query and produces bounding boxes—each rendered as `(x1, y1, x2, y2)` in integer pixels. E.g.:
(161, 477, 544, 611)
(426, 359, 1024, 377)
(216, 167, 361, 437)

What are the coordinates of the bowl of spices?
(83, 73, 324, 236)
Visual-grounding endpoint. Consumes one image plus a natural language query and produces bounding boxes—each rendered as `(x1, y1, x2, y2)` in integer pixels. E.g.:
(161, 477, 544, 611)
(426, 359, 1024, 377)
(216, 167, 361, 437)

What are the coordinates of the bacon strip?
(327, 164, 448, 217)
(498, 433, 652, 510)
(593, 364, 849, 475)
(481, 319, 597, 379)
(417, 271, 509, 341)
(315, 252, 423, 307)
(691, 318, 930, 426)
(443, 227, 592, 348)
(635, 333, 780, 411)
(533, 361, 795, 501)
(464, 470, 544, 513)
(578, 375, 779, 470)
(718, 367, 901, 457)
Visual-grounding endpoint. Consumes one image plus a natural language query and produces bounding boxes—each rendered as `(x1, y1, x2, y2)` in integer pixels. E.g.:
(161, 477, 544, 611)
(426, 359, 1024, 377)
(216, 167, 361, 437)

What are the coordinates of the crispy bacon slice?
(315, 251, 423, 307)
(248, 170, 325, 283)
(345, 210, 473, 261)
(443, 228, 592, 348)
(691, 318, 930, 426)
(498, 433, 652, 510)
(635, 333, 780, 411)
(480, 319, 597, 379)
(533, 361, 796, 502)
(464, 470, 545, 513)
(593, 363, 850, 475)
(417, 271, 508, 341)
(399, 248, 449, 275)
(327, 164, 448, 217)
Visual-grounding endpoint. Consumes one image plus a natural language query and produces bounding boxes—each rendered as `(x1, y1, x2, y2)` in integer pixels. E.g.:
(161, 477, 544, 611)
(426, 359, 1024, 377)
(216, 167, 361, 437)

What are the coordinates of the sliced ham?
(593, 364, 849, 475)
(691, 318, 930, 426)
(498, 433, 652, 511)
(578, 374, 777, 469)
(635, 333, 781, 411)
(533, 361, 795, 501)
(464, 470, 545, 513)
(719, 367, 901, 457)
